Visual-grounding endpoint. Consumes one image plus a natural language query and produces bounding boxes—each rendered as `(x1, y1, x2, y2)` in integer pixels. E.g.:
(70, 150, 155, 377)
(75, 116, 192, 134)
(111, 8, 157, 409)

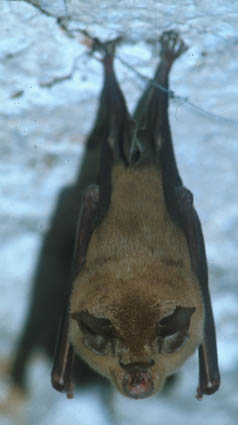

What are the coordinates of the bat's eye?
(83, 333, 111, 355)
(157, 306, 195, 354)
(71, 311, 115, 356)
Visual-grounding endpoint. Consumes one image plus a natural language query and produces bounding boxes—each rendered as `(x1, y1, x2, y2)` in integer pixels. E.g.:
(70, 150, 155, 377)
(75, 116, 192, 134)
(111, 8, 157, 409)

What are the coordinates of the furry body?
(70, 163, 204, 397)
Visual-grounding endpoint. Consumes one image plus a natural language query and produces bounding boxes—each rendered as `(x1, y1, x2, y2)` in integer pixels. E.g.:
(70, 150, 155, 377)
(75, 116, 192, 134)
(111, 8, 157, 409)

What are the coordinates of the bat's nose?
(120, 360, 155, 399)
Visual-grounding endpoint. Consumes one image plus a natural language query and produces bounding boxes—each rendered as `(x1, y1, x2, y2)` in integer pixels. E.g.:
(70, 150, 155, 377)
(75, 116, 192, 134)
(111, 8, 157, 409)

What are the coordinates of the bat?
(51, 31, 220, 400)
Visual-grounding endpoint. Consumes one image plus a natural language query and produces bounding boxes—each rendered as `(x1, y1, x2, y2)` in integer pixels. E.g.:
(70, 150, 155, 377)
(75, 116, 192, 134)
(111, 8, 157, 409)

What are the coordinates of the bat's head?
(69, 259, 204, 399)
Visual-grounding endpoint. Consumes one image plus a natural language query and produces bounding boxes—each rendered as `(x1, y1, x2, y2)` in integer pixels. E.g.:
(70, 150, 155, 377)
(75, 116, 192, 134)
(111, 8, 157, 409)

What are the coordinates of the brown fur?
(69, 162, 204, 397)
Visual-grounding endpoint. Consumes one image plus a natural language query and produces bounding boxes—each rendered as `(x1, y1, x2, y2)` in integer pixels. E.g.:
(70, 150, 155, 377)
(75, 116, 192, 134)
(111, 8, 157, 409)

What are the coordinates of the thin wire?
(116, 55, 238, 128)
(10, 0, 237, 128)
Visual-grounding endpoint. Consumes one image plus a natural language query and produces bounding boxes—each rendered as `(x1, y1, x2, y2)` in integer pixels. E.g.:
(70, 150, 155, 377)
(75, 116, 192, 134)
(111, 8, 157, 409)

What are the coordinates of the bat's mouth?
(122, 371, 154, 399)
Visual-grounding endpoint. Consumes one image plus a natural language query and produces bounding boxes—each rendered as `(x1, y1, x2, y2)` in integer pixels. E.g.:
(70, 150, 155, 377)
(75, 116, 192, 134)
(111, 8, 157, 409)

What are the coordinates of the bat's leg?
(84, 36, 136, 224)
(51, 185, 99, 397)
(175, 186, 220, 398)
(134, 30, 187, 161)
(89, 36, 131, 158)
(85, 36, 123, 150)
(133, 31, 187, 218)
(150, 31, 187, 190)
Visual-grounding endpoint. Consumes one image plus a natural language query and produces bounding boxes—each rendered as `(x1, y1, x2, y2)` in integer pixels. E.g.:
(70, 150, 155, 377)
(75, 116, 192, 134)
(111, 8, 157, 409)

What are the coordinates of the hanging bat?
(51, 31, 220, 400)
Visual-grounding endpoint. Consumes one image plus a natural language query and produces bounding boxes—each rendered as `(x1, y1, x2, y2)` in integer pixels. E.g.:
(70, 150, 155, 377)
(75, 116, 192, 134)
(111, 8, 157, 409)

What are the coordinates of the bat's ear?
(159, 306, 195, 335)
(156, 306, 195, 354)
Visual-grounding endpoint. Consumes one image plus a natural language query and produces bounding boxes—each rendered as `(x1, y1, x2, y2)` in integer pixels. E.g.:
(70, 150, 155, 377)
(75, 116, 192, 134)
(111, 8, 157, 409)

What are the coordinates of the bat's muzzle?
(121, 361, 154, 399)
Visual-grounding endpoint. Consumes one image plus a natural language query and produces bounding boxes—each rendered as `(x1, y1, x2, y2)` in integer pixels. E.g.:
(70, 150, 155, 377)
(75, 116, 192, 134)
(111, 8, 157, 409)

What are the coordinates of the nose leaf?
(121, 361, 155, 399)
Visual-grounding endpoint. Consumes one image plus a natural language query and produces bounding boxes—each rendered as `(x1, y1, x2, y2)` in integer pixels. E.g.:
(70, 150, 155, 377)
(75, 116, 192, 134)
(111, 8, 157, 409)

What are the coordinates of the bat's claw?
(160, 30, 188, 64)
(81, 30, 123, 63)
(92, 37, 123, 58)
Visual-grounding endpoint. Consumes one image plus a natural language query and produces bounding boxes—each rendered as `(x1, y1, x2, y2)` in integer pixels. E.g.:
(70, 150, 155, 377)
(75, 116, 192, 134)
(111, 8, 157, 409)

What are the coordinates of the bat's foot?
(160, 31, 188, 65)
(92, 37, 123, 60)
(81, 31, 123, 64)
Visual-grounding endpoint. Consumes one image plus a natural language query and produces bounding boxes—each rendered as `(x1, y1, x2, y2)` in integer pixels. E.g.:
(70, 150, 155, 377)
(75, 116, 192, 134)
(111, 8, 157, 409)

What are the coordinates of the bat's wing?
(51, 185, 99, 397)
(175, 187, 220, 397)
